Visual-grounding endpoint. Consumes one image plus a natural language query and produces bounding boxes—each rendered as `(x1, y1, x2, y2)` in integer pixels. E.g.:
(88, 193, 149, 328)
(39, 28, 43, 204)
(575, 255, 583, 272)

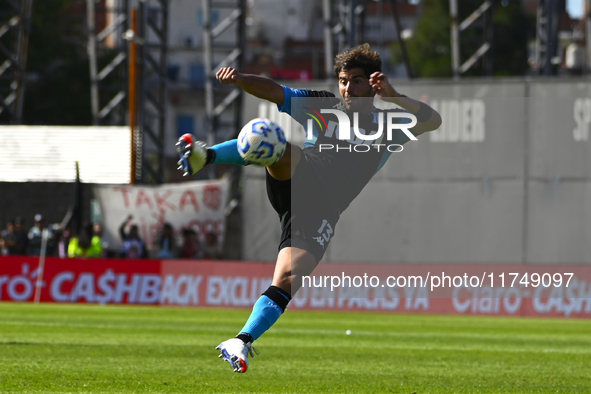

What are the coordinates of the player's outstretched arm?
(369, 72, 442, 135)
(216, 67, 285, 106)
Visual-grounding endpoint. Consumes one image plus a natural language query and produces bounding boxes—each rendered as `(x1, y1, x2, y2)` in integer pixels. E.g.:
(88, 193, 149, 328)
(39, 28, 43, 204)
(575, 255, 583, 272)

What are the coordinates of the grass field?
(0, 303, 590, 393)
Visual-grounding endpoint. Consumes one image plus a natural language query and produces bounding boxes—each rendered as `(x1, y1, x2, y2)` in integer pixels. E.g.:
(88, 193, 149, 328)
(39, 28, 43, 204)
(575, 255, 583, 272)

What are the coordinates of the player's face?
(338, 68, 374, 112)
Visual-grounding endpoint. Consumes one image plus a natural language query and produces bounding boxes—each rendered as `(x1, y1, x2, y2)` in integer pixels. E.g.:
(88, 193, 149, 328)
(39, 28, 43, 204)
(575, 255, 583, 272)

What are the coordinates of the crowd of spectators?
(0, 213, 222, 260)
(0, 216, 28, 256)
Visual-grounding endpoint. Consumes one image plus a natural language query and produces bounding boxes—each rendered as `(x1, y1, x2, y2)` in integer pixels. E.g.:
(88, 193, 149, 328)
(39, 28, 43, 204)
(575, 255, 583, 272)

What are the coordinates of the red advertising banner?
(1, 256, 591, 318)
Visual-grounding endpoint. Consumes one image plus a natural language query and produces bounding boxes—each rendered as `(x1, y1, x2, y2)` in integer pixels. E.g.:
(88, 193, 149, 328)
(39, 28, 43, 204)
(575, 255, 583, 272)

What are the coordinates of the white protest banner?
(93, 179, 229, 255)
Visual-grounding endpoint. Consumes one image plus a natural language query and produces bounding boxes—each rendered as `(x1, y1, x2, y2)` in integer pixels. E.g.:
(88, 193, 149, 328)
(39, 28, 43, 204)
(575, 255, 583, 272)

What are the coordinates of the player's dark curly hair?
(333, 43, 382, 78)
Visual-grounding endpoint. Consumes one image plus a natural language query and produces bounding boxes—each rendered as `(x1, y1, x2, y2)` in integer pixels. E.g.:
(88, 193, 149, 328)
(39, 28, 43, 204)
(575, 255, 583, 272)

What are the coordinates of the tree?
(22, 0, 91, 125)
(491, 0, 531, 76)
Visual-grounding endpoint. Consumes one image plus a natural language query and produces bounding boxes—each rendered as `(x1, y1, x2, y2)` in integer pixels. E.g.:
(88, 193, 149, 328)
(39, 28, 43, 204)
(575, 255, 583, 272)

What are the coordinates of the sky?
(567, 0, 585, 19)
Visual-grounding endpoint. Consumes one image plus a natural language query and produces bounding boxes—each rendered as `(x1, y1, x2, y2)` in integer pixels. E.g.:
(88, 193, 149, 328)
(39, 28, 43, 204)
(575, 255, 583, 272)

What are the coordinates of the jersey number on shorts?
(313, 219, 333, 249)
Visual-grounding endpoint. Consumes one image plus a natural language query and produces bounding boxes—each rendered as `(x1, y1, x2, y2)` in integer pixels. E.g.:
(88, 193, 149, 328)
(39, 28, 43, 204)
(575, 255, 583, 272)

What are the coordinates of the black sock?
(262, 285, 291, 312)
(236, 333, 253, 344)
(205, 148, 216, 165)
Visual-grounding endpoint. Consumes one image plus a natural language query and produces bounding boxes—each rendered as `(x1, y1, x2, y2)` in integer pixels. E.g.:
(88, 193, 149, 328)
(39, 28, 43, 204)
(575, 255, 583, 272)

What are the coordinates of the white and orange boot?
(216, 338, 258, 373)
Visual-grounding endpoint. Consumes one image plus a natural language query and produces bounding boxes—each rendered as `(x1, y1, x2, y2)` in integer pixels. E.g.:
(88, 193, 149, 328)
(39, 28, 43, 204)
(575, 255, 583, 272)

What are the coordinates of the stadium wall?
(241, 78, 591, 265)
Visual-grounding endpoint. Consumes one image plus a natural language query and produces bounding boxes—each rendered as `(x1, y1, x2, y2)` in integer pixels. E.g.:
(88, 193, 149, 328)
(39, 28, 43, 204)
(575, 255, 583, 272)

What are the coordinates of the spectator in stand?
(0, 220, 13, 255)
(202, 231, 222, 260)
(119, 215, 147, 259)
(57, 226, 72, 258)
(27, 214, 54, 256)
(178, 228, 203, 259)
(93, 221, 108, 257)
(155, 222, 176, 259)
(2, 219, 27, 256)
(13, 217, 28, 255)
(0, 219, 5, 255)
(68, 222, 103, 258)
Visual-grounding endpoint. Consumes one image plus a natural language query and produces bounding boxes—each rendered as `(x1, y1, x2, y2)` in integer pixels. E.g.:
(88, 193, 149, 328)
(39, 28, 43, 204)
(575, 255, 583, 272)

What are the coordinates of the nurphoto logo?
(305, 108, 418, 153)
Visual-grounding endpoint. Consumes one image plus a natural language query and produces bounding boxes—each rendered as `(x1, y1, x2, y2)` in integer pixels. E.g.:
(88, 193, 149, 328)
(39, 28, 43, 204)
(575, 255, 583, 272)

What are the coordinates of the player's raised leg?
(177, 133, 300, 180)
(176, 118, 293, 177)
(176, 134, 247, 176)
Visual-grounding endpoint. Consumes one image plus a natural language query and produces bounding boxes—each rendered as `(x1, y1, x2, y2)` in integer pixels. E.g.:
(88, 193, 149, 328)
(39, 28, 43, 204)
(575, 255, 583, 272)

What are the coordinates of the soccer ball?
(237, 118, 287, 166)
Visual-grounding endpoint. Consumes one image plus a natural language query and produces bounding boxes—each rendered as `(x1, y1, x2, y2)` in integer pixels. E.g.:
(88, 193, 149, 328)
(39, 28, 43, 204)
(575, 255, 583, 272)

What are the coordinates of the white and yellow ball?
(237, 118, 287, 166)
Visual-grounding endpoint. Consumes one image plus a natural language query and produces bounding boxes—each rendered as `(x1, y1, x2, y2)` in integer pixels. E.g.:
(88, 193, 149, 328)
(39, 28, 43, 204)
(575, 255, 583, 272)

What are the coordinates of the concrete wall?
(241, 78, 591, 264)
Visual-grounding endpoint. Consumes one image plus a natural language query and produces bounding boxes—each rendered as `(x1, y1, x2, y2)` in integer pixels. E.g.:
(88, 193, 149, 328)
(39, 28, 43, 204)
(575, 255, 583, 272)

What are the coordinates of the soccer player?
(176, 43, 441, 372)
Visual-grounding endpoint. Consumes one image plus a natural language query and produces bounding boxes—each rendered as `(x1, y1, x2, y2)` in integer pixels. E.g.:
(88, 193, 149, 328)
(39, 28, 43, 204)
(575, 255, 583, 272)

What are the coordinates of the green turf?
(0, 303, 590, 393)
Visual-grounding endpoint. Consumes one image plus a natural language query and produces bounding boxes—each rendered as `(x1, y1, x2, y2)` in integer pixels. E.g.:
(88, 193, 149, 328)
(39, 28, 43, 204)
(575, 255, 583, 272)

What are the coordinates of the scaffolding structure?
(136, 0, 168, 184)
(450, 0, 494, 78)
(0, 0, 32, 123)
(534, 0, 561, 75)
(87, 0, 129, 126)
(587, 0, 591, 74)
(87, 0, 168, 184)
(201, 0, 246, 160)
(322, 0, 412, 79)
(322, 0, 366, 78)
